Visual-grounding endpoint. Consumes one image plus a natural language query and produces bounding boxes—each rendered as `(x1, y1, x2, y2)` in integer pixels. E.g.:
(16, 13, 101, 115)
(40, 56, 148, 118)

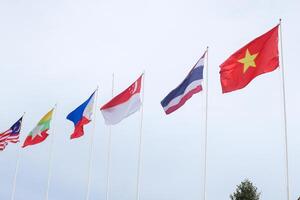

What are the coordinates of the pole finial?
(206, 46, 209, 54)
(94, 85, 99, 92)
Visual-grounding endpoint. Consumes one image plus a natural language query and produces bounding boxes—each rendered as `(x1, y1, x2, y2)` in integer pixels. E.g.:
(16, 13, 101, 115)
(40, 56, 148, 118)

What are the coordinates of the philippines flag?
(161, 52, 206, 114)
(67, 91, 96, 139)
(0, 116, 23, 151)
(101, 75, 143, 125)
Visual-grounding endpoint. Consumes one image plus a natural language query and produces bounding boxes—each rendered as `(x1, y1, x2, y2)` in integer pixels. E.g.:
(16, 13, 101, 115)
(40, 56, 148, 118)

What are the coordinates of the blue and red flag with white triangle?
(67, 91, 96, 139)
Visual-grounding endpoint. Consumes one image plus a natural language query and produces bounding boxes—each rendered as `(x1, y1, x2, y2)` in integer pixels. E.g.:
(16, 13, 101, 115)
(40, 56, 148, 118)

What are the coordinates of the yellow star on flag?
(238, 49, 259, 73)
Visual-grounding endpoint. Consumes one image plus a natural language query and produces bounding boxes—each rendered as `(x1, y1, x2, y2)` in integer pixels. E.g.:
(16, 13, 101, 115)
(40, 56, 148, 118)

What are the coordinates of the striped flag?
(161, 52, 206, 114)
(0, 117, 23, 151)
(22, 109, 53, 148)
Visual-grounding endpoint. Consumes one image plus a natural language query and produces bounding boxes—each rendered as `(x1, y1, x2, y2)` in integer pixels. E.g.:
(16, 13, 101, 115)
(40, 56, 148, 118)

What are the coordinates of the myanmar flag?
(220, 25, 279, 93)
(22, 108, 54, 148)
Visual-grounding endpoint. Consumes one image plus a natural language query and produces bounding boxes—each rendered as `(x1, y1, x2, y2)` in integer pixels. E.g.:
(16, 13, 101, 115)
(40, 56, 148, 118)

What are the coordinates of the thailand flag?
(101, 75, 143, 125)
(161, 52, 206, 114)
(67, 91, 96, 139)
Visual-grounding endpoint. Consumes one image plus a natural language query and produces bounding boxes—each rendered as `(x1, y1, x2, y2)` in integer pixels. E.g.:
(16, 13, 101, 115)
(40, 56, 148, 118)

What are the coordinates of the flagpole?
(45, 104, 58, 200)
(11, 112, 26, 200)
(105, 73, 114, 200)
(203, 47, 209, 200)
(85, 87, 99, 200)
(135, 72, 145, 200)
(11, 148, 22, 200)
(279, 19, 290, 200)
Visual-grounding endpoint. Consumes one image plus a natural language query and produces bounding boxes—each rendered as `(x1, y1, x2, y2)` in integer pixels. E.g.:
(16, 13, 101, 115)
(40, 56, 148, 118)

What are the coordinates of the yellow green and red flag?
(22, 108, 54, 148)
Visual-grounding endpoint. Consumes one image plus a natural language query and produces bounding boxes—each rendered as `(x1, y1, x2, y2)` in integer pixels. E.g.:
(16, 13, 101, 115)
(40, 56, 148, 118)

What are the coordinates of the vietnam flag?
(220, 25, 279, 93)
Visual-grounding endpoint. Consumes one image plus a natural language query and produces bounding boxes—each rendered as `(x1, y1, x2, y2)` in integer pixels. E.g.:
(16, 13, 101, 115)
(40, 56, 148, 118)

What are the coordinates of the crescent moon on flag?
(131, 81, 138, 94)
(12, 124, 20, 133)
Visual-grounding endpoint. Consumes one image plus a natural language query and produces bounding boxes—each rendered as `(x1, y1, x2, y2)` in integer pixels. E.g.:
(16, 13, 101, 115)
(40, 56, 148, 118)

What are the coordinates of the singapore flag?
(100, 74, 143, 125)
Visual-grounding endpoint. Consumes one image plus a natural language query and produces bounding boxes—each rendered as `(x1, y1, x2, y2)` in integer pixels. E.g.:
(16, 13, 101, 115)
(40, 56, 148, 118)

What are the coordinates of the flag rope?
(105, 73, 115, 200)
(85, 87, 99, 200)
(203, 47, 209, 200)
(279, 19, 290, 200)
(135, 72, 145, 200)
(45, 104, 58, 200)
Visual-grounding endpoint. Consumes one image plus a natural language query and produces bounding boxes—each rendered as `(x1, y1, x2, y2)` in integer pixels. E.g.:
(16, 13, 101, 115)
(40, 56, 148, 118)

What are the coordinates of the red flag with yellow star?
(220, 25, 279, 93)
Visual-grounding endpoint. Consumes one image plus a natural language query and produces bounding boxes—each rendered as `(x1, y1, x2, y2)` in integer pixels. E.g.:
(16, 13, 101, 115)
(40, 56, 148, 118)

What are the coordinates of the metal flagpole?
(85, 87, 99, 200)
(105, 73, 114, 200)
(135, 72, 145, 200)
(203, 47, 209, 200)
(11, 149, 22, 200)
(45, 104, 58, 200)
(279, 19, 290, 200)
(11, 112, 26, 200)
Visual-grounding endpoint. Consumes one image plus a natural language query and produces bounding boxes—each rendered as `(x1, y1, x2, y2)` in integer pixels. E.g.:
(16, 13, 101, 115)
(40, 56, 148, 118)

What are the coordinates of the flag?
(220, 25, 279, 93)
(67, 91, 96, 139)
(101, 75, 143, 125)
(0, 117, 23, 151)
(161, 52, 205, 114)
(22, 109, 54, 148)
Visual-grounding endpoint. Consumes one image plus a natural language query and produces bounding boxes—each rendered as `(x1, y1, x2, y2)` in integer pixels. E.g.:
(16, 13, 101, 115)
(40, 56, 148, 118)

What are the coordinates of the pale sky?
(0, 0, 299, 200)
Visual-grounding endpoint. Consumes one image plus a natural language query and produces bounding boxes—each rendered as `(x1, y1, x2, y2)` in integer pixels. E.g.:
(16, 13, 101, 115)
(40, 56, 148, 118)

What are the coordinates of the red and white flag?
(101, 74, 143, 125)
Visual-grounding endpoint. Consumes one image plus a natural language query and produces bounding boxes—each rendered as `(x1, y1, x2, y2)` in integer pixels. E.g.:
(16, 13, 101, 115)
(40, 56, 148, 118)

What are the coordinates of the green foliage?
(230, 179, 260, 200)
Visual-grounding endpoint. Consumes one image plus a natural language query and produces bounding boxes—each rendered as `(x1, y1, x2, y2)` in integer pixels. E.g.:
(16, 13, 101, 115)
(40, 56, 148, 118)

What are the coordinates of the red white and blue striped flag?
(0, 117, 23, 151)
(161, 52, 206, 114)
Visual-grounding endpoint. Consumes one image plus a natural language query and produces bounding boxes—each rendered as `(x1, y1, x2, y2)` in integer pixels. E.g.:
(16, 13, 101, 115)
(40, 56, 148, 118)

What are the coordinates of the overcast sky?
(0, 0, 299, 200)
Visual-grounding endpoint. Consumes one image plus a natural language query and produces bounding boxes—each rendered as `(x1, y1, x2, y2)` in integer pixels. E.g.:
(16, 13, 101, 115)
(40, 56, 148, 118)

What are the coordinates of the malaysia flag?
(161, 52, 206, 114)
(101, 75, 143, 125)
(0, 116, 23, 151)
(67, 91, 96, 139)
